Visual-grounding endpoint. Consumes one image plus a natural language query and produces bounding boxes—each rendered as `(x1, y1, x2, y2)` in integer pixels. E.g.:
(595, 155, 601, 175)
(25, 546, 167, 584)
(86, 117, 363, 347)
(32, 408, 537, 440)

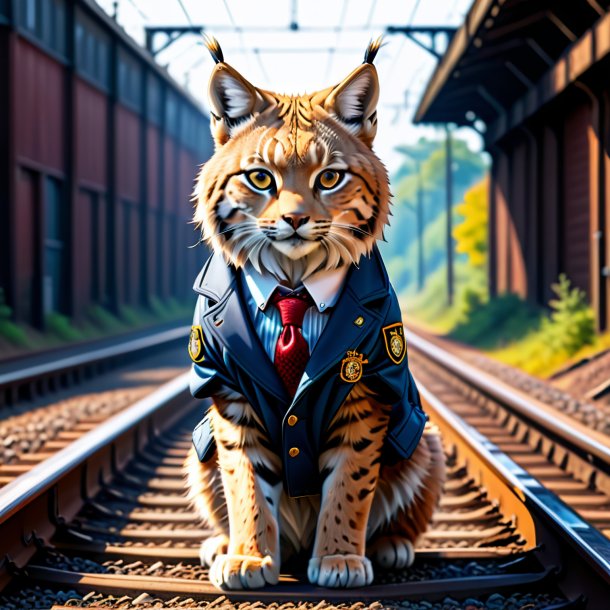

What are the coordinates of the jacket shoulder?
(193, 252, 236, 300)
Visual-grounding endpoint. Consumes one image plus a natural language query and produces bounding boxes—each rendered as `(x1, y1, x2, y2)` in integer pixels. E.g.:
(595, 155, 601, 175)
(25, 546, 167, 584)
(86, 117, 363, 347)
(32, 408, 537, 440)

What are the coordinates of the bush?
(118, 305, 141, 326)
(0, 288, 30, 347)
(450, 292, 542, 348)
(149, 295, 171, 320)
(539, 274, 595, 356)
(86, 305, 126, 333)
(46, 312, 83, 342)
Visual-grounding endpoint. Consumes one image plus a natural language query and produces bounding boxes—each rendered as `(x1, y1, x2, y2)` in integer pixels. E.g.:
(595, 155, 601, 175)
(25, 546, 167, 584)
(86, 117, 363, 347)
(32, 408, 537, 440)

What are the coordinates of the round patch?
(188, 325, 205, 363)
(390, 334, 404, 358)
(340, 350, 368, 383)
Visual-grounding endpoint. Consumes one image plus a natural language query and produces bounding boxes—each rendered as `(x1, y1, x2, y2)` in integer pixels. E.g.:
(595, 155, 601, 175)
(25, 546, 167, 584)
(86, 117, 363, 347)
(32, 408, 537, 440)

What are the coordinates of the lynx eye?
(316, 169, 343, 190)
(245, 169, 274, 191)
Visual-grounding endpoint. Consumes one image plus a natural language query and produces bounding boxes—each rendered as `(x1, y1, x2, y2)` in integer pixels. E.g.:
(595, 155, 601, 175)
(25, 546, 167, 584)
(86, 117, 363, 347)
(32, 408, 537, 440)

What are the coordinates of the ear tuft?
(203, 33, 224, 64)
(363, 36, 384, 64)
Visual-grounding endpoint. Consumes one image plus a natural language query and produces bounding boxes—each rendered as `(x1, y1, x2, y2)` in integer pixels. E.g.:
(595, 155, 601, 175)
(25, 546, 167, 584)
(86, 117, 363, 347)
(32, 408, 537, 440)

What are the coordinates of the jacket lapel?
(195, 254, 290, 404)
(293, 248, 389, 402)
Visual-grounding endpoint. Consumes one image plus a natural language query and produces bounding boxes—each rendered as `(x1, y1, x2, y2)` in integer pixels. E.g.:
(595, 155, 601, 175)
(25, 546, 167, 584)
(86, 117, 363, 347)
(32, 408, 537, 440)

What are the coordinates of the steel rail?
(405, 328, 610, 469)
(418, 380, 610, 600)
(0, 326, 190, 406)
(0, 373, 190, 525)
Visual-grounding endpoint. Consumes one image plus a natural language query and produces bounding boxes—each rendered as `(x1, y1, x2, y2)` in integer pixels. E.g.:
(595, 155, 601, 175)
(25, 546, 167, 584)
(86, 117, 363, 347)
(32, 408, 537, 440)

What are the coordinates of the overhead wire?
(325, 0, 349, 80)
(175, 0, 195, 25)
(364, 0, 377, 29)
(125, 0, 149, 22)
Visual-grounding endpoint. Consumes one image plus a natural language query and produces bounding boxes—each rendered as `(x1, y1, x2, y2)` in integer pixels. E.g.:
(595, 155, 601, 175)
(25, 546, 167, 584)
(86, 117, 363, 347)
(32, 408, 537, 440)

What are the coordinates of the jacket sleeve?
(363, 288, 427, 461)
(188, 295, 233, 399)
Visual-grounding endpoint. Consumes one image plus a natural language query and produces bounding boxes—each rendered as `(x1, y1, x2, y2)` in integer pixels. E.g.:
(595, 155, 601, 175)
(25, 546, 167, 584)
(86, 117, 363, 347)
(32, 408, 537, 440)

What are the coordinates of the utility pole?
(445, 125, 454, 305)
(417, 162, 425, 292)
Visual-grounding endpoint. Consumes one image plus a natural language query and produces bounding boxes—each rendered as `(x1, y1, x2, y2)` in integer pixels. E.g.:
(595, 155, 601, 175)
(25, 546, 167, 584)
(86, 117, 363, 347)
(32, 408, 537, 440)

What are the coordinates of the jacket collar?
(194, 247, 390, 405)
(292, 247, 389, 402)
(194, 254, 290, 404)
(194, 247, 387, 306)
(243, 264, 350, 313)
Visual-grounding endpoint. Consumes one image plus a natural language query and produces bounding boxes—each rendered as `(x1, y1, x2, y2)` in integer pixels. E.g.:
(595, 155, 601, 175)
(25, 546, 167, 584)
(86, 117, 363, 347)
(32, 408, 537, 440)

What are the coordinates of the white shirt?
(242, 265, 349, 362)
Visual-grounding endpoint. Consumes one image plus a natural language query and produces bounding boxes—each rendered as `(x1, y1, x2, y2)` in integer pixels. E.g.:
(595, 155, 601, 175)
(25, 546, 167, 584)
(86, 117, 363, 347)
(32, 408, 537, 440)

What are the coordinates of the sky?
(95, 0, 483, 174)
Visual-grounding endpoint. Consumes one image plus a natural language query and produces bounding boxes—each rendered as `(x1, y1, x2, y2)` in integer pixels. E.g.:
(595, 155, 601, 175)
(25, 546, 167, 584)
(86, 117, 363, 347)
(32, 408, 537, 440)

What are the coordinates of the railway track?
(406, 329, 610, 541)
(0, 324, 189, 408)
(0, 341, 608, 607)
(0, 327, 190, 493)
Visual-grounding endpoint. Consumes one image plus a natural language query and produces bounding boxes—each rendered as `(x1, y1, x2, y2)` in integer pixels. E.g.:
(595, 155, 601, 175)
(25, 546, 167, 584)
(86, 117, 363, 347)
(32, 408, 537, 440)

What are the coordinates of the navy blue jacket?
(189, 247, 427, 497)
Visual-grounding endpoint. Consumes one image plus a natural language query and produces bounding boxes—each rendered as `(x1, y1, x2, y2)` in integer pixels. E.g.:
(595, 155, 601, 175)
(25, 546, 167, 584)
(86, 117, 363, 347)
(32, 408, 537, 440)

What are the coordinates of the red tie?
(271, 291, 314, 397)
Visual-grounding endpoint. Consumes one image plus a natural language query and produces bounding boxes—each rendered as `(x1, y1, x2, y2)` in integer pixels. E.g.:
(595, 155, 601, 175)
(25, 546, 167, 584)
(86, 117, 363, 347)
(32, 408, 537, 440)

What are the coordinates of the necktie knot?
(271, 291, 314, 328)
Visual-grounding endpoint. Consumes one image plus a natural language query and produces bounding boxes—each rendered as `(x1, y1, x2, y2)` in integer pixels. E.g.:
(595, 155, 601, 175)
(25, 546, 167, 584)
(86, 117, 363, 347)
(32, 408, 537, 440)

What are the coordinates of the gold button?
(287, 415, 298, 426)
(354, 316, 365, 327)
(288, 447, 300, 458)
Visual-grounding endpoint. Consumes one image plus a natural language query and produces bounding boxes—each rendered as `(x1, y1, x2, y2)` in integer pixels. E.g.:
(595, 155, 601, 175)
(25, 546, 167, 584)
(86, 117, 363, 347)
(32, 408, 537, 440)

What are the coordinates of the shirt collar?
(243, 264, 349, 313)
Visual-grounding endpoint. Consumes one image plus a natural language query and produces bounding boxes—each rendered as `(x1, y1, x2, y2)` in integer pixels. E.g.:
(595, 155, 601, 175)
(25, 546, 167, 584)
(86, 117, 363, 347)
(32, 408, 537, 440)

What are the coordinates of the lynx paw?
(367, 535, 415, 568)
(199, 535, 229, 568)
(209, 554, 279, 590)
(307, 554, 373, 588)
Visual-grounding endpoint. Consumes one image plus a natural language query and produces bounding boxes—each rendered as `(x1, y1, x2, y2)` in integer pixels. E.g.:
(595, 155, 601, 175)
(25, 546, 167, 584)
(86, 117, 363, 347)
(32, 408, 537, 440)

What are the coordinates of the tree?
(453, 177, 489, 268)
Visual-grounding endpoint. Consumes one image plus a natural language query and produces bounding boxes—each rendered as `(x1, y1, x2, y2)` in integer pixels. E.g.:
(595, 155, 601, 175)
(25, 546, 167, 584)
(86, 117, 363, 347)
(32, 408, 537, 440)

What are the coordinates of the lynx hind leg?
(367, 424, 445, 569)
(184, 446, 229, 567)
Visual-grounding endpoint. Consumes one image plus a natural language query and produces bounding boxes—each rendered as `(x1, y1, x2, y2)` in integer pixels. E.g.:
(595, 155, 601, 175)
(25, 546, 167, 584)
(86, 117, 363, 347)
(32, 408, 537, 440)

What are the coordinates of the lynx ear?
(204, 36, 263, 146)
(324, 39, 382, 146)
(208, 64, 258, 121)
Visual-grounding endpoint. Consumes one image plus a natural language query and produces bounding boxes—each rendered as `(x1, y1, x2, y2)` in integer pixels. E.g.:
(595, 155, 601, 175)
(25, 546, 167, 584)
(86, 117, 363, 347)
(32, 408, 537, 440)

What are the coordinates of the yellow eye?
(246, 169, 274, 191)
(317, 170, 343, 190)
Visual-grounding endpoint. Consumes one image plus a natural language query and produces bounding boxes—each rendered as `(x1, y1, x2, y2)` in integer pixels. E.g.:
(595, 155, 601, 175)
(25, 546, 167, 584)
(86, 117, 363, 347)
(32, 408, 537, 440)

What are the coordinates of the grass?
(399, 264, 598, 379)
(0, 297, 193, 358)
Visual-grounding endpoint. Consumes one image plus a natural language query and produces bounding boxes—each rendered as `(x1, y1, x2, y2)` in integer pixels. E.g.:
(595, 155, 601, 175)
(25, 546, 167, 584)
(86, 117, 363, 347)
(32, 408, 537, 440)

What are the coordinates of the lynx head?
(194, 36, 391, 282)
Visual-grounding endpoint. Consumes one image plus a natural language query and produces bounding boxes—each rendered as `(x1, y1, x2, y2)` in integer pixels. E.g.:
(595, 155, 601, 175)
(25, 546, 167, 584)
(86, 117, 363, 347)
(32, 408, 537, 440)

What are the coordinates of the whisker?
(331, 223, 374, 238)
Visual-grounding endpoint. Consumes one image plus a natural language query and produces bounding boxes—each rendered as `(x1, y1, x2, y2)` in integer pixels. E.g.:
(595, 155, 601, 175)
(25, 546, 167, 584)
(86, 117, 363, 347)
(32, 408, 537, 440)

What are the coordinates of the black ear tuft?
(203, 33, 224, 64)
(363, 36, 384, 64)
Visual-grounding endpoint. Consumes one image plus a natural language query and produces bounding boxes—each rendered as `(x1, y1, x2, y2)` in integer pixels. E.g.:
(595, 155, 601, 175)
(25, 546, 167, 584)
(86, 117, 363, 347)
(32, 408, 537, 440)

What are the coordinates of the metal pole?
(417, 162, 424, 291)
(445, 125, 454, 305)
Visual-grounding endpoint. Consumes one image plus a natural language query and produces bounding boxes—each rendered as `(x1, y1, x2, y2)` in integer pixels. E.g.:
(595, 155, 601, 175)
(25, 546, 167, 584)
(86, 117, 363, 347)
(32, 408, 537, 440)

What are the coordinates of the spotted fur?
(185, 38, 445, 590)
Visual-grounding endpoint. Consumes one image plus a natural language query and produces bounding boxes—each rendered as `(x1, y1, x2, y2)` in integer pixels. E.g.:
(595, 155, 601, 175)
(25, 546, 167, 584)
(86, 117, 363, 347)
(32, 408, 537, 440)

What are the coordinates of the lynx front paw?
(199, 535, 229, 567)
(307, 554, 373, 588)
(367, 535, 415, 568)
(209, 554, 279, 590)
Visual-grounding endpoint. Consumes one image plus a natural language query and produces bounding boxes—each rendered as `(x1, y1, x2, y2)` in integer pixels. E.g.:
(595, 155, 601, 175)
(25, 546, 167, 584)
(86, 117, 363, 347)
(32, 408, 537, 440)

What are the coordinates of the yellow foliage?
(453, 177, 489, 268)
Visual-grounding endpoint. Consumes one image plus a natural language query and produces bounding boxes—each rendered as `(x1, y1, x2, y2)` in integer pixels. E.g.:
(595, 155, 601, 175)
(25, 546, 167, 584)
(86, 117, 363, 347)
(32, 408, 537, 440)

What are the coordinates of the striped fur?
(185, 40, 445, 590)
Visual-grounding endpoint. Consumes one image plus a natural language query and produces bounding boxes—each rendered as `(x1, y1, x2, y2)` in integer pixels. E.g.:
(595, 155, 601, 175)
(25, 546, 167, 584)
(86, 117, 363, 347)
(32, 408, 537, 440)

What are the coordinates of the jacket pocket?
(192, 414, 216, 462)
(385, 403, 427, 460)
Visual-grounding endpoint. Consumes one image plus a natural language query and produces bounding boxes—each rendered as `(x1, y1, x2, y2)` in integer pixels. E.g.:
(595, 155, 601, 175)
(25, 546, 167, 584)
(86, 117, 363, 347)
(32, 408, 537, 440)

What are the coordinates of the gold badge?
(340, 350, 368, 383)
(382, 323, 406, 365)
(188, 325, 205, 363)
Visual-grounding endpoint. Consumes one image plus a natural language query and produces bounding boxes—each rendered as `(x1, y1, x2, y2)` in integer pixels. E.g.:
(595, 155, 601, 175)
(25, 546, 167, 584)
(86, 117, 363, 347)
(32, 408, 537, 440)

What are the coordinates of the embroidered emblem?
(382, 323, 407, 365)
(340, 350, 368, 383)
(188, 325, 205, 363)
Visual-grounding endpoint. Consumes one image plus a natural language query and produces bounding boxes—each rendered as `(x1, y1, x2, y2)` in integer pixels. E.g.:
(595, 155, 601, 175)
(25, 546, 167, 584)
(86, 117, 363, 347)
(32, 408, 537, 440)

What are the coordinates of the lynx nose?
(282, 214, 310, 230)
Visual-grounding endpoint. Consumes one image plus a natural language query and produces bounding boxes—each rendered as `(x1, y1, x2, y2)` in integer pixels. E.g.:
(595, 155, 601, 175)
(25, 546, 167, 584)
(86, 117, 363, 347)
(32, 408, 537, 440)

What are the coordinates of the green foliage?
(46, 312, 84, 342)
(86, 305, 126, 332)
(453, 178, 488, 268)
(450, 293, 542, 348)
(0, 288, 30, 347)
(402, 261, 489, 333)
(119, 304, 150, 326)
(149, 296, 192, 320)
(149, 295, 172, 320)
(539, 274, 595, 356)
(385, 136, 488, 294)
